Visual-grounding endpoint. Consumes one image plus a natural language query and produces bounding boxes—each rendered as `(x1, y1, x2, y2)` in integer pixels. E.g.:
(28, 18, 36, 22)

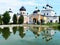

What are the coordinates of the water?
(0, 26, 60, 45)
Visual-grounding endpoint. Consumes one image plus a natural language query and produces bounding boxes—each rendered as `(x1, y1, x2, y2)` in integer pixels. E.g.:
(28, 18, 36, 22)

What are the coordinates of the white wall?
(20, 11, 26, 15)
(41, 8, 59, 23)
(41, 9, 55, 16)
(47, 16, 59, 23)
(9, 13, 14, 23)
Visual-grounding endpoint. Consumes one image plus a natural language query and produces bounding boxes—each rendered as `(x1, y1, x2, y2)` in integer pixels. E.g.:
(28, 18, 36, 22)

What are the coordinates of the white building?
(9, 6, 29, 24)
(41, 4, 59, 23)
(8, 9, 14, 23)
(7, 5, 59, 24)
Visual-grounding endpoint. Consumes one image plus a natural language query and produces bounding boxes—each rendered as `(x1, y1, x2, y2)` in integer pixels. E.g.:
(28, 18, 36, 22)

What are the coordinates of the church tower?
(8, 8, 14, 23)
(19, 6, 26, 15)
(19, 6, 29, 24)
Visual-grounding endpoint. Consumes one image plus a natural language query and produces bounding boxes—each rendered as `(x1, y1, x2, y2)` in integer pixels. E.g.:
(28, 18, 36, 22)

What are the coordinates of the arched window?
(33, 18, 36, 24)
(50, 20, 52, 23)
(23, 12, 25, 14)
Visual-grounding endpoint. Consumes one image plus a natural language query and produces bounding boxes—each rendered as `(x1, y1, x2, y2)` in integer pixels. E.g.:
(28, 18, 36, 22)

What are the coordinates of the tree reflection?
(52, 25, 60, 31)
(0, 28, 2, 34)
(1, 27, 11, 40)
(18, 26, 25, 38)
(57, 26, 60, 30)
(12, 26, 17, 35)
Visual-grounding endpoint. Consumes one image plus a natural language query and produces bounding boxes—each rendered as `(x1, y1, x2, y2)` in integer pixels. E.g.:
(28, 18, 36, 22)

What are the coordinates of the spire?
(35, 6, 38, 10)
(33, 6, 40, 13)
(36, 7, 37, 9)
(43, 6, 46, 9)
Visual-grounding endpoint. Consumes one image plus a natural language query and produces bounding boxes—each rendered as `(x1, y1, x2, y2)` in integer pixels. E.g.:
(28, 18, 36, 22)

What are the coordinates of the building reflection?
(0, 28, 2, 34)
(29, 26, 44, 38)
(41, 28, 56, 42)
(0, 26, 56, 41)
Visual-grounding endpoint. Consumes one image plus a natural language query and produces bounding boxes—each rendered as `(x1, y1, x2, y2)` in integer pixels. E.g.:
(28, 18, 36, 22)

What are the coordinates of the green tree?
(18, 15, 24, 24)
(2, 11, 10, 24)
(59, 16, 60, 24)
(0, 16, 2, 24)
(13, 14, 17, 24)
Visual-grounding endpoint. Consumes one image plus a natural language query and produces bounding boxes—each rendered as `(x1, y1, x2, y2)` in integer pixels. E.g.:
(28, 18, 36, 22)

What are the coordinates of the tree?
(59, 16, 60, 24)
(18, 15, 24, 24)
(2, 11, 10, 24)
(0, 16, 2, 24)
(13, 14, 17, 24)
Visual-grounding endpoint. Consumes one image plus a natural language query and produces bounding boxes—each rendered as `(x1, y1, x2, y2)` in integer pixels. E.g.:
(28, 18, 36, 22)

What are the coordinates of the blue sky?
(0, 0, 60, 15)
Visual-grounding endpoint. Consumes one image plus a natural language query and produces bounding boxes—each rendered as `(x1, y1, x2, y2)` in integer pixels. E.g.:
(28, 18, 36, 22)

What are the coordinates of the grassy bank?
(45, 23, 60, 30)
(0, 23, 60, 28)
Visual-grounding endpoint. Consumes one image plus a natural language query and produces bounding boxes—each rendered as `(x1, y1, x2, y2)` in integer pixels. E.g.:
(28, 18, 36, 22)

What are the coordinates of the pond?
(0, 26, 60, 45)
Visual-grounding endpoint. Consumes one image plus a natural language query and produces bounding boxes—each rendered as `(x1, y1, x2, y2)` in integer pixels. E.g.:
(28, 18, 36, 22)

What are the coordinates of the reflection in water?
(1, 27, 11, 40)
(29, 27, 40, 38)
(0, 26, 58, 42)
(29, 26, 56, 42)
(29, 26, 44, 38)
(52, 25, 60, 31)
(41, 28, 55, 42)
(12, 27, 17, 35)
(18, 26, 25, 38)
(0, 28, 2, 34)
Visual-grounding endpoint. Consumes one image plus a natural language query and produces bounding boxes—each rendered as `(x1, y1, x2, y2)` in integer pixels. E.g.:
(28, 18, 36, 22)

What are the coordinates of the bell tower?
(19, 6, 26, 15)
(19, 6, 29, 24)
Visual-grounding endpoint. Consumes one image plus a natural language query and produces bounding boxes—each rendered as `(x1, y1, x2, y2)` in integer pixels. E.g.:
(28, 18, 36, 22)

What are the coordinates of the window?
(33, 18, 36, 24)
(54, 16, 56, 19)
(20, 12, 22, 14)
(23, 12, 25, 14)
(44, 13, 45, 15)
(55, 20, 57, 23)
(47, 13, 48, 15)
(50, 20, 52, 23)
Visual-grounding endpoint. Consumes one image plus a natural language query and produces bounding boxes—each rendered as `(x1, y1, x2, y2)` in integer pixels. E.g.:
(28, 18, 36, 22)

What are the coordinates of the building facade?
(29, 7, 47, 24)
(8, 5, 59, 24)
(41, 4, 59, 23)
(19, 6, 29, 24)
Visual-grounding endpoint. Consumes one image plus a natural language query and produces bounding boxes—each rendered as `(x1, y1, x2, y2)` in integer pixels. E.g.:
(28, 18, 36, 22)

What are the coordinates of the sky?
(0, 0, 60, 15)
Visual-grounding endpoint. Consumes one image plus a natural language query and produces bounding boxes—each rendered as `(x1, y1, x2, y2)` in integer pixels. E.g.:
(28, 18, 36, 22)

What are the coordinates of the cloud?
(0, 0, 45, 14)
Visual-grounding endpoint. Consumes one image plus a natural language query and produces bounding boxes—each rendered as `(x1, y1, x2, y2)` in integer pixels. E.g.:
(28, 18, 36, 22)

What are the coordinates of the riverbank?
(0, 23, 60, 28)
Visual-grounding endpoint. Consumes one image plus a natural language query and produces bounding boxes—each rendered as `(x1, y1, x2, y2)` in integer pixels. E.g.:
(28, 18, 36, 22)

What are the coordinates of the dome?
(8, 8, 13, 13)
(46, 4, 49, 7)
(33, 9, 40, 13)
(19, 6, 26, 11)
